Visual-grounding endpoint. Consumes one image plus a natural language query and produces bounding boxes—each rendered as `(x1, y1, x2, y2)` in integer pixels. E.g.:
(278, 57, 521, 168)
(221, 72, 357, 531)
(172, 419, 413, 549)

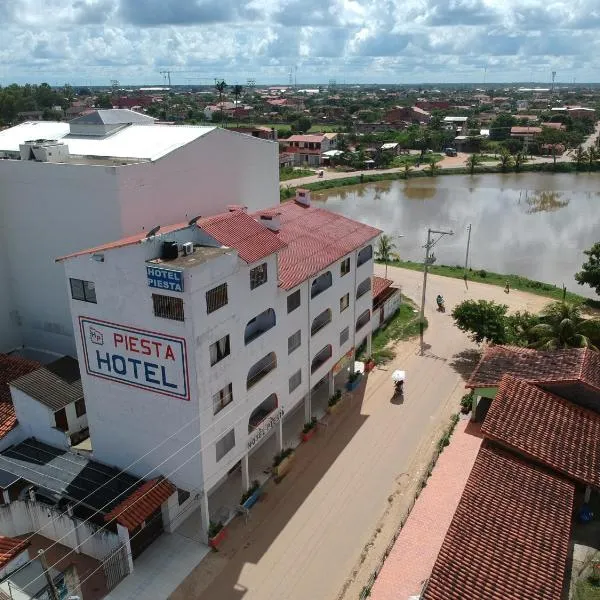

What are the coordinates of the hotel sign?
(79, 317, 189, 400)
(247, 408, 284, 450)
(146, 266, 184, 292)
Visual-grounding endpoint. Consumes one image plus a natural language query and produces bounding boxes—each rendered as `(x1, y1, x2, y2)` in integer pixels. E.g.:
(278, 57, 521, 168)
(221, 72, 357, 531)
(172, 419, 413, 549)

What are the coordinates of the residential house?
(280, 134, 335, 166)
(443, 116, 468, 134)
(372, 277, 401, 332)
(385, 106, 431, 125)
(510, 126, 542, 140)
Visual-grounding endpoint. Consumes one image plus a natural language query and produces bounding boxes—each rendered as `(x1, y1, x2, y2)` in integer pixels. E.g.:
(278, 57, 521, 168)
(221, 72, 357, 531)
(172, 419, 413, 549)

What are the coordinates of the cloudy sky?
(2, 0, 600, 86)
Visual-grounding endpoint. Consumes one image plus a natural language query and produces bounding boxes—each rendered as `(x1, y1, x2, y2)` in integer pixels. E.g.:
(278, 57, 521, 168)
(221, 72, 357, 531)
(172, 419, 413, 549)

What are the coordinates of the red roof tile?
(466, 345, 591, 389)
(482, 374, 600, 488)
(254, 202, 380, 289)
(372, 276, 393, 299)
(284, 134, 326, 143)
(422, 443, 574, 600)
(104, 477, 175, 531)
(0, 535, 29, 568)
(197, 210, 287, 264)
(0, 354, 41, 440)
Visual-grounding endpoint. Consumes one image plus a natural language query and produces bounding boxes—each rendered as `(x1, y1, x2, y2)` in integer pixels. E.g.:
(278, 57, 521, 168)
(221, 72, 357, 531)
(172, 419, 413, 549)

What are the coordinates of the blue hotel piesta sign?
(146, 266, 183, 292)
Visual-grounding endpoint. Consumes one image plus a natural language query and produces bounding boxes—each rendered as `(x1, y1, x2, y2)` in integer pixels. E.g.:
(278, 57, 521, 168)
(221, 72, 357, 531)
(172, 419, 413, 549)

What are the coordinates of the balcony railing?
(356, 310, 371, 332)
(311, 345, 332, 374)
(247, 352, 277, 389)
(356, 278, 372, 299)
(311, 309, 332, 336)
(245, 308, 276, 345)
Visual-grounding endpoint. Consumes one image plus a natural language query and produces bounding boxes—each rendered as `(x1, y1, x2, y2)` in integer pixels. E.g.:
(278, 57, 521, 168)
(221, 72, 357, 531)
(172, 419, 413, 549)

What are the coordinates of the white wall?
(0, 500, 120, 560)
(0, 127, 278, 356)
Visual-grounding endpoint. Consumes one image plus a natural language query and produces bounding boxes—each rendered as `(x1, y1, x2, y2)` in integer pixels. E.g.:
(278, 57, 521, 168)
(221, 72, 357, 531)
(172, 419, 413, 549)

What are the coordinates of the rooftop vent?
(19, 140, 69, 163)
(227, 204, 248, 213)
(259, 213, 281, 232)
(295, 188, 311, 207)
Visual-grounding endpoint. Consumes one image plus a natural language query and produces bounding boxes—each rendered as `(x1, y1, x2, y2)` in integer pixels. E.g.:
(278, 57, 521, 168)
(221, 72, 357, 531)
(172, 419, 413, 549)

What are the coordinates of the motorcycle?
(436, 297, 446, 313)
(392, 370, 405, 399)
(318, 170, 324, 178)
(394, 380, 404, 396)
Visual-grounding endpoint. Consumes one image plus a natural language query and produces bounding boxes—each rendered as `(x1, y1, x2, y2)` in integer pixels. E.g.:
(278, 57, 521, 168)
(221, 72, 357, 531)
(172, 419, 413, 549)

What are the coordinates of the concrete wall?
(0, 128, 278, 356)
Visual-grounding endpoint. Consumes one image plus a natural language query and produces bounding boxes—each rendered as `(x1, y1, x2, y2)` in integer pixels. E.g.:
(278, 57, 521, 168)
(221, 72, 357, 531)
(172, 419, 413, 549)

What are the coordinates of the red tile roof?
(0, 354, 41, 440)
(482, 374, 600, 488)
(372, 276, 393, 299)
(254, 202, 380, 289)
(196, 209, 287, 264)
(466, 345, 596, 389)
(284, 134, 326, 143)
(0, 535, 29, 568)
(104, 477, 175, 531)
(422, 443, 574, 600)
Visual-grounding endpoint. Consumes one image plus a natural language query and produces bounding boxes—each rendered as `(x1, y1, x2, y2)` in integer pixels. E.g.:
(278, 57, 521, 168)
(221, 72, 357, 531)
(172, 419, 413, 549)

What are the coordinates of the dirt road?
(171, 267, 550, 600)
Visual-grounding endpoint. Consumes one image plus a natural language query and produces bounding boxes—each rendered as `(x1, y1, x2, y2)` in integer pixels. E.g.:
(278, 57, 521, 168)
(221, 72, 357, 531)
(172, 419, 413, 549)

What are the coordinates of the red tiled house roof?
(422, 443, 574, 600)
(372, 276, 393, 300)
(466, 345, 592, 389)
(482, 374, 600, 488)
(0, 535, 29, 568)
(254, 202, 380, 290)
(104, 477, 175, 531)
(0, 354, 41, 440)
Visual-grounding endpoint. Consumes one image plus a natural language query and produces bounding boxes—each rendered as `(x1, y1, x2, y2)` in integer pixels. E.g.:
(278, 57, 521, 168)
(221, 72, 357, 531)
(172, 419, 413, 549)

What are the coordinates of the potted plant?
(364, 356, 376, 373)
(301, 417, 318, 442)
(460, 392, 474, 415)
(240, 480, 261, 509)
(327, 389, 343, 414)
(346, 370, 362, 392)
(273, 447, 295, 479)
(208, 520, 226, 549)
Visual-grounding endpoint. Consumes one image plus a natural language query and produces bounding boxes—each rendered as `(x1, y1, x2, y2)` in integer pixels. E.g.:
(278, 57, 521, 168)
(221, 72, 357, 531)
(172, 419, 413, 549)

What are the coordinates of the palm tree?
(587, 146, 598, 171)
(572, 146, 587, 171)
(498, 148, 513, 172)
(513, 151, 524, 172)
(232, 84, 243, 126)
(402, 162, 412, 179)
(375, 234, 398, 278)
(427, 157, 439, 176)
(527, 301, 599, 350)
(215, 79, 227, 108)
(466, 154, 480, 175)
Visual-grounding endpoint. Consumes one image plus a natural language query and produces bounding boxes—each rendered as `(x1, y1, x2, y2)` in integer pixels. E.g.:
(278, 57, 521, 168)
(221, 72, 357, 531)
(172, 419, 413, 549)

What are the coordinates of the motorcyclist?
(436, 294, 444, 307)
(395, 380, 404, 395)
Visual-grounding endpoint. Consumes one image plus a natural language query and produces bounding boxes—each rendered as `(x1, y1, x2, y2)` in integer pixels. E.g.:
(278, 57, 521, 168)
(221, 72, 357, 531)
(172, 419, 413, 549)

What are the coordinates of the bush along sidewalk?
(327, 389, 343, 414)
(273, 447, 295, 480)
(240, 479, 262, 509)
(301, 417, 318, 442)
(208, 520, 227, 550)
(460, 391, 474, 415)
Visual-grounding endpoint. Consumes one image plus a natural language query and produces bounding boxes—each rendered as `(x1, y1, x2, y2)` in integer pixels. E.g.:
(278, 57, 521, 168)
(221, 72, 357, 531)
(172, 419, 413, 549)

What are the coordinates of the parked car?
(444, 148, 457, 157)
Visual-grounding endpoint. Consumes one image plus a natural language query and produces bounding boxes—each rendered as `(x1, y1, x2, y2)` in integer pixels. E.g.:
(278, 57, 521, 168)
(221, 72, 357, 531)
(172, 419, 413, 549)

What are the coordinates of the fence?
(0, 500, 121, 561)
(103, 543, 131, 591)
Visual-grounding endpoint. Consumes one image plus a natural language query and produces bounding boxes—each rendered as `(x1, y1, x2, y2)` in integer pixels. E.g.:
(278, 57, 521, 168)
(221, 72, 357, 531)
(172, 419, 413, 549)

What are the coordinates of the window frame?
(288, 330, 301, 355)
(340, 257, 351, 277)
(340, 326, 350, 346)
(69, 278, 97, 304)
(215, 428, 235, 461)
(250, 263, 268, 290)
(340, 293, 350, 313)
(213, 382, 233, 415)
(357, 244, 373, 267)
(74, 398, 86, 418)
(152, 293, 184, 322)
(289, 369, 302, 393)
(287, 290, 301, 314)
(209, 334, 231, 366)
(206, 283, 228, 314)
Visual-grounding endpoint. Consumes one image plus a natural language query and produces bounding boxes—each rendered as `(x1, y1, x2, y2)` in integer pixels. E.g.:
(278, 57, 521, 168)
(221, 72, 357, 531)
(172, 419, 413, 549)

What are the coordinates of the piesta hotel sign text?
(146, 266, 184, 292)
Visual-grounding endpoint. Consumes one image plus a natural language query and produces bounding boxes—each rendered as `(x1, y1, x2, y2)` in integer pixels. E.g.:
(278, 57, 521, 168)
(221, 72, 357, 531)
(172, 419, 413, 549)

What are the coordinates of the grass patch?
(574, 579, 600, 600)
(391, 153, 443, 167)
(383, 260, 600, 310)
(360, 295, 427, 364)
(279, 167, 315, 181)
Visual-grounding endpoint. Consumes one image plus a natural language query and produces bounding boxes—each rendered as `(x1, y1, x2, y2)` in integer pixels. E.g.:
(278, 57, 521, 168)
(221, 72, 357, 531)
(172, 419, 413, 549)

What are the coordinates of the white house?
(0, 109, 279, 358)
(57, 189, 380, 541)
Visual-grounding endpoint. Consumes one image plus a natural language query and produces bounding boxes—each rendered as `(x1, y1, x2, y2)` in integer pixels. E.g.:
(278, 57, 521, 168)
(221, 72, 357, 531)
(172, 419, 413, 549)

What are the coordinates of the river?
(312, 173, 600, 298)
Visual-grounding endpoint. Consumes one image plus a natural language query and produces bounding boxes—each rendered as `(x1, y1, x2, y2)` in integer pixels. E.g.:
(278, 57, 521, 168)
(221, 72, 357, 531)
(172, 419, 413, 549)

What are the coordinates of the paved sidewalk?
(370, 418, 483, 600)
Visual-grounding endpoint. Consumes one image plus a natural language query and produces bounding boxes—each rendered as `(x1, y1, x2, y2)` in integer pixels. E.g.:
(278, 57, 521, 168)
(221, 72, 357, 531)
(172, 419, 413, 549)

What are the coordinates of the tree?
(95, 93, 112, 108)
(375, 234, 398, 278)
(513, 151, 524, 172)
(572, 146, 587, 170)
(466, 154, 480, 174)
(291, 116, 312, 134)
(588, 146, 599, 171)
(215, 79, 227, 106)
(489, 112, 517, 141)
(427, 156, 439, 176)
(575, 242, 600, 296)
(527, 301, 598, 350)
(451, 300, 511, 345)
(498, 148, 513, 172)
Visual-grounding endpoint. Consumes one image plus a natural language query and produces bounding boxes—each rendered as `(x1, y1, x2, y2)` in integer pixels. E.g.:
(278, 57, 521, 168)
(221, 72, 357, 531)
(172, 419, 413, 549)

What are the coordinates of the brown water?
(313, 173, 600, 298)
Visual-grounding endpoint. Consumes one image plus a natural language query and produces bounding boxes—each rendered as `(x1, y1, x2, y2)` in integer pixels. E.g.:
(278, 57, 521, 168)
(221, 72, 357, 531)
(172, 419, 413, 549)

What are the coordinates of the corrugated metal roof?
(70, 109, 155, 125)
(10, 357, 83, 411)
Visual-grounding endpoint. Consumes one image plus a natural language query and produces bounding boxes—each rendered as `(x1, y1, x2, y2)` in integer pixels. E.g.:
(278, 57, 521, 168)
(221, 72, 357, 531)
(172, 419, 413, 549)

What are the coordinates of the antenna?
(483, 66, 487, 85)
(188, 215, 202, 226)
(110, 80, 120, 95)
(159, 70, 172, 87)
(146, 225, 161, 238)
(551, 71, 556, 93)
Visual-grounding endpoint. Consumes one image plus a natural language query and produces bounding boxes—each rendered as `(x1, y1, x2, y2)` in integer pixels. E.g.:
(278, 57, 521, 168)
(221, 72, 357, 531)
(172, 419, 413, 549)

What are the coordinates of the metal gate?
(103, 544, 130, 592)
(130, 509, 164, 560)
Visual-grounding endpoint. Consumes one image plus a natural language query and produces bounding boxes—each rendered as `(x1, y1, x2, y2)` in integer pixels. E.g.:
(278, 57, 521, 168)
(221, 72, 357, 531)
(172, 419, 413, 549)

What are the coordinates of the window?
(288, 330, 301, 354)
(356, 277, 372, 299)
(216, 429, 235, 461)
(152, 294, 184, 321)
(70, 278, 97, 303)
(340, 326, 349, 346)
(340, 293, 350, 312)
(75, 398, 86, 418)
(245, 309, 276, 345)
(177, 488, 190, 506)
(311, 345, 332, 374)
(311, 271, 332, 299)
(210, 335, 230, 366)
(289, 369, 302, 393)
(213, 383, 233, 415)
(287, 290, 301, 313)
(311, 308, 332, 336)
(357, 244, 373, 267)
(356, 309, 371, 332)
(340, 257, 351, 277)
(54, 408, 68, 432)
(247, 352, 277, 389)
(250, 263, 268, 290)
(206, 283, 228, 314)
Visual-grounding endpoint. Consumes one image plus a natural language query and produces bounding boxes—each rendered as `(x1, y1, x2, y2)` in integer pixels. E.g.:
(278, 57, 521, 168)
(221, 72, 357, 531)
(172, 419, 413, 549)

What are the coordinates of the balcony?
(311, 345, 332, 374)
(356, 277, 372, 300)
(247, 352, 277, 389)
(248, 394, 279, 432)
(311, 271, 332, 299)
(356, 309, 371, 332)
(311, 308, 332, 336)
(245, 308, 276, 345)
(357, 244, 373, 267)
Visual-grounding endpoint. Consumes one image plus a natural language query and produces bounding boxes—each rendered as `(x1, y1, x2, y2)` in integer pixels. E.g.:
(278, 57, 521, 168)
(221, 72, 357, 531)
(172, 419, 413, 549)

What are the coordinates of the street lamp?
(419, 228, 454, 355)
(383, 233, 405, 279)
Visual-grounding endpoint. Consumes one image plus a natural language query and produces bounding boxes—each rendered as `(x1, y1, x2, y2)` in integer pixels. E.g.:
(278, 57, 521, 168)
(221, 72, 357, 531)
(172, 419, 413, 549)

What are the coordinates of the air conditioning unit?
(182, 242, 194, 256)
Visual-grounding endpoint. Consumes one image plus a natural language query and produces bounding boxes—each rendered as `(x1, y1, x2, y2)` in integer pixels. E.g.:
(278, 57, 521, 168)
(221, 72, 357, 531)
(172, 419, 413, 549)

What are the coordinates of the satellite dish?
(146, 225, 161, 238)
(188, 215, 202, 226)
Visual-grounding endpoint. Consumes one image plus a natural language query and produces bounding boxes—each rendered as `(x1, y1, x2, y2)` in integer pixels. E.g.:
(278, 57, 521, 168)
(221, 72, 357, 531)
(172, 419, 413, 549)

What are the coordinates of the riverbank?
(382, 260, 600, 310)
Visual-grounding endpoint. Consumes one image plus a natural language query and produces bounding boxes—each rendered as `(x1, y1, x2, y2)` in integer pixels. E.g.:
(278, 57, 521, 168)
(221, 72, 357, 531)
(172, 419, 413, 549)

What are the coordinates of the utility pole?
(38, 550, 59, 600)
(464, 224, 472, 273)
(419, 228, 454, 355)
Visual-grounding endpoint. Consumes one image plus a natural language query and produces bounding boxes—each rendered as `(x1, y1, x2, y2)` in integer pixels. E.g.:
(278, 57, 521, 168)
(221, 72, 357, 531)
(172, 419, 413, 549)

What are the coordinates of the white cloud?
(2, 0, 600, 84)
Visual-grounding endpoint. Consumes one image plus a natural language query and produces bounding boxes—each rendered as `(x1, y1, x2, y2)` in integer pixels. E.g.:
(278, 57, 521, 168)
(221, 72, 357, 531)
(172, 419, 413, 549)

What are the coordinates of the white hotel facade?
(58, 190, 380, 538)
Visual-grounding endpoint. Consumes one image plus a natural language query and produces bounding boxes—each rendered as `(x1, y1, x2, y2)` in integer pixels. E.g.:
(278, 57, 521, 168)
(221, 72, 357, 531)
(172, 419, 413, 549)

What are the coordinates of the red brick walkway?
(371, 418, 482, 600)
